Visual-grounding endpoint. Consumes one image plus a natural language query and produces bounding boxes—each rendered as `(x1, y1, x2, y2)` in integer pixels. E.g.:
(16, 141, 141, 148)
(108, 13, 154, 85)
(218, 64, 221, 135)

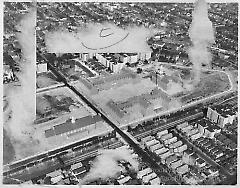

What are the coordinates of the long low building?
(149, 143, 163, 152)
(137, 168, 153, 179)
(149, 177, 161, 185)
(174, 144, 188, 153)
(156, 130, 168, 139)
(44, 115, 102, 138)
(142, 172, 158, 184)
(155, 147, 169, 156)
(176, 122, 188, 131)
(145, 139, 160, 149)
(176, 164, 189, 175)
(164, 136, 177, 145)
(141, 136, 155, 144)
(160, 151, 172, 162)
(170, 159, 183, 170)
(160, 133, 173, 141)
(169, 140, 183, 149)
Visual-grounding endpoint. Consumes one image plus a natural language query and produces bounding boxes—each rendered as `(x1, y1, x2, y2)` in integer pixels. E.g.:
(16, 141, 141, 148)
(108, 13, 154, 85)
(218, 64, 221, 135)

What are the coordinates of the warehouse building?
(44, 115, 102, 138)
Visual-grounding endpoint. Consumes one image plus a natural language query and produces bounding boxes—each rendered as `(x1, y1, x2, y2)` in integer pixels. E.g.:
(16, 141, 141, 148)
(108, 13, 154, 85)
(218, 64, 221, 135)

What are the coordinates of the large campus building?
(79, 52, 151, 73)
(96, 52, 151, 73)
(37, 53, 152, 74)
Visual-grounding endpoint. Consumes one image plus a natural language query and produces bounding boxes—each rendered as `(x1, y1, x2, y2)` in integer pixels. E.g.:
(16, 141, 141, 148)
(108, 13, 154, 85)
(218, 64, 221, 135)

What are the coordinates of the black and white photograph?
(2, 0, 238, 185)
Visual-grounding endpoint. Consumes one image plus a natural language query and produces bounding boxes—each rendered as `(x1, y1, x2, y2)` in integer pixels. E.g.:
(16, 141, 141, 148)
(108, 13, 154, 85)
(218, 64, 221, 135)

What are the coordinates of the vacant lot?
(93, 78, 156, 103)
(36, 87, 91, 123)
(180, 72, 230, 104)
(37, 71, 60, 89)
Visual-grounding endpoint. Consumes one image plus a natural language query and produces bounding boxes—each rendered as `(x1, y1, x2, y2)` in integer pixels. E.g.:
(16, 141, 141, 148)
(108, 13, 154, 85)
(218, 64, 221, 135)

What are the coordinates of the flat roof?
(45, 115, 102, 138)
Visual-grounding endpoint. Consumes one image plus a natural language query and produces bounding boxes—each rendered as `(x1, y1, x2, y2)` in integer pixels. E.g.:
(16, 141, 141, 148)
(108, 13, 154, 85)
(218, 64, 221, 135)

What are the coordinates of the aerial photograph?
(3, 0, 238, 185)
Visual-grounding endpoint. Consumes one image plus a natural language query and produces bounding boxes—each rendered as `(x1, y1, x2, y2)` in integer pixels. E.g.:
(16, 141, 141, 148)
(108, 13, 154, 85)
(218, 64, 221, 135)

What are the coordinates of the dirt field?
(92, 78, 156, 103)
(36, 86, 92, 123)
(37, 71, 60, 89)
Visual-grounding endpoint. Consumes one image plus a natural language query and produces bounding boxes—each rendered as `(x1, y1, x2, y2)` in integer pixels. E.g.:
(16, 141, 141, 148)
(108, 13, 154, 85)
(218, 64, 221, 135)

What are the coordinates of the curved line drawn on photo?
(82, 32, 129, 50)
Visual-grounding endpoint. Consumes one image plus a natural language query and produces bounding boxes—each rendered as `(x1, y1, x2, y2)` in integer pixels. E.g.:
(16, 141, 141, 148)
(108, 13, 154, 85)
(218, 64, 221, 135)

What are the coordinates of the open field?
(36, 86, 93, 124)
(36, 71, 61, 89)
(138, 63, 231, 103)
(92, 78, 156, 103)
(180, 72, 230, 104)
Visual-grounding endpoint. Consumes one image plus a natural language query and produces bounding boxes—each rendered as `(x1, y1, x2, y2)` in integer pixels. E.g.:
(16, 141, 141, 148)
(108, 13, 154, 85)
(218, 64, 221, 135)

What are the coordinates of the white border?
(1, 0, 239, 187)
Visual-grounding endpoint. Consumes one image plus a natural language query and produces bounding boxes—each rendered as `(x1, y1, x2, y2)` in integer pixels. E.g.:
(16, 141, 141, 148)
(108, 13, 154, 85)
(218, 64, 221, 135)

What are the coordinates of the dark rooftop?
(45, 115, 102, 138)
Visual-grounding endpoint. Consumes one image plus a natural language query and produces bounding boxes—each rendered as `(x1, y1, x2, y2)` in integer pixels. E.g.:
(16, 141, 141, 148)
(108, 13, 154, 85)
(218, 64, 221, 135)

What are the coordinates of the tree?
(137, 68, 142, 74)
(126, 62, 130, 67)
(144, 59, 148, 64)
(127, 126, 132, 132)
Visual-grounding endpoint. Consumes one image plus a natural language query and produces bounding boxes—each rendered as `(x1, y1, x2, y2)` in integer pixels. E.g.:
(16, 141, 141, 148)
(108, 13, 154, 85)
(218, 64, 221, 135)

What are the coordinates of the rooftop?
(211, 103, 237, 117)
(45, 115, 102, 138)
